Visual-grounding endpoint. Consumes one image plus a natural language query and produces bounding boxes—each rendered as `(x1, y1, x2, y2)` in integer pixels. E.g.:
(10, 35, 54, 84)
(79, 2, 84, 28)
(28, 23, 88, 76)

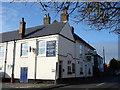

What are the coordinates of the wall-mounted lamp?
(29, 46, 36, 53)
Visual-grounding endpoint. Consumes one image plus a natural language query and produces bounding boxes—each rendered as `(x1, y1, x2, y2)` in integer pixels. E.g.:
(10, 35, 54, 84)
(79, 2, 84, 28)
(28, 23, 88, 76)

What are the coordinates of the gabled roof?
(0, 22, 66, 43)
(73, 33, 95, 50)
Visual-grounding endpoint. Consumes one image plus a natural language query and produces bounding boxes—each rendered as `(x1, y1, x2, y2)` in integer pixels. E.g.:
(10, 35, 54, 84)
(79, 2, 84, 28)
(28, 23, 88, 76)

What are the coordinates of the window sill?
(0, 57, 4, 59)
(37, 54, 46, 57)
(20, 56, 28, 58)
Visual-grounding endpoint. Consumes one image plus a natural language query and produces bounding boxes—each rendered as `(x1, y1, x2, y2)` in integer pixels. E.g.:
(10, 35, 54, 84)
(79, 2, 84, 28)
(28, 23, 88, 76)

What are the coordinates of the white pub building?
(0, 12, 103, 83)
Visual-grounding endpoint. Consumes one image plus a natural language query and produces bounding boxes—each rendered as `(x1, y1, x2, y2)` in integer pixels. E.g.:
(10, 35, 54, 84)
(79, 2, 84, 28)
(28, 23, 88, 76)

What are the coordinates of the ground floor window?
(67, 61, 72, 74)
(80, 67, 83, 74)
(72, 63, 75, 73)
(88, 68, 91, 74)
(67, 66, 72, 74)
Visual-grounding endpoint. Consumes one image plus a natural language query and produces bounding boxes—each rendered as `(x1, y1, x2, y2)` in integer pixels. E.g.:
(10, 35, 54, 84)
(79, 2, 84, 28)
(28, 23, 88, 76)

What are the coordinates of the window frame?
(80, 67, 84, 74)
(0, 46, 5, 58)
(80, 44, 83, 55)
(87, 56, 91, 62)
(67, 61, 72, 74)
(72, 63, 75, 73)
(21, 43, 28, 56)
(37, 41, 46, 56)
(88, 68, 91, 74)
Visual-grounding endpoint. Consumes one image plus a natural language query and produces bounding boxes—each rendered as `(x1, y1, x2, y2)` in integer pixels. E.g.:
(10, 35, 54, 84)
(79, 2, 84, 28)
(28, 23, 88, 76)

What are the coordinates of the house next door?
(20, 67, 28, 83)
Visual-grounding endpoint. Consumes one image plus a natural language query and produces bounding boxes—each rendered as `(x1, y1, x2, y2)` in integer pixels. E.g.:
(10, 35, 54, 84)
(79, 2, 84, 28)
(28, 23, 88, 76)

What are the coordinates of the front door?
(85, 65, 87, 78)
(20, 67, 28, 83)
(59, 61, 63, 79)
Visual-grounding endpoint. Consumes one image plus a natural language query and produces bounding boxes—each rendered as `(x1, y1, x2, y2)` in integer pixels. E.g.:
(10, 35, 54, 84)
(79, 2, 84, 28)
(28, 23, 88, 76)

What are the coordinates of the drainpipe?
(34, 39, 37, 83)
(55, 62, 58, 84)
(11, 40, 16, 83)
(74, 42, 77, 78)
(3, 42, 8, 79)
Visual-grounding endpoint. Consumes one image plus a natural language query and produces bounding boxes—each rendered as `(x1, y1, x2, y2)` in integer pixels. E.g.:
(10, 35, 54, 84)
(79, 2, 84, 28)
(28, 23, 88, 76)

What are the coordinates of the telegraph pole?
(103, 47, 106, 74)
(118, 33, 120, 60)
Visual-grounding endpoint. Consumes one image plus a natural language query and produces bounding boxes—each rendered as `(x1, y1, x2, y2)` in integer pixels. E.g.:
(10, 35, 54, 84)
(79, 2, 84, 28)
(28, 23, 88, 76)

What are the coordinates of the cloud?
(93, 41, 118, 64)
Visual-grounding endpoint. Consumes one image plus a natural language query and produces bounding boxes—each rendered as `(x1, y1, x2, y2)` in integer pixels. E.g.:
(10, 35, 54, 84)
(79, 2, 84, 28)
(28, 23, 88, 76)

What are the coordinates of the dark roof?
(73, 33, 95, 50)
(0, 21, 95, 50)
(0, 22, 66, 42)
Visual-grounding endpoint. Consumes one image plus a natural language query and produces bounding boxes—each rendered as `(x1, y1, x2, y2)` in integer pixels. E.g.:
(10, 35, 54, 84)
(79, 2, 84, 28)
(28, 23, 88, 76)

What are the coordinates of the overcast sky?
(1, 2, 118, 64)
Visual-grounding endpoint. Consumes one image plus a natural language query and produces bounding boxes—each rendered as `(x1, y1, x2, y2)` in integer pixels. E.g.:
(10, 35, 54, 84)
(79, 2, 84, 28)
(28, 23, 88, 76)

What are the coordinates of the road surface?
(53, 76, 120, 90)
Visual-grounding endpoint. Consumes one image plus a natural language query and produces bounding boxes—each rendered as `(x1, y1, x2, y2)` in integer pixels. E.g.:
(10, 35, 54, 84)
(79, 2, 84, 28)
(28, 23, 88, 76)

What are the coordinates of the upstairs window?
(21, 43, 28, 56)
(86, 48, 90, 53)
(80, 44, 83, 55)
(0, 46, 5, 57)
(87, 56, 91, 62)
(38, 41, 45, 55)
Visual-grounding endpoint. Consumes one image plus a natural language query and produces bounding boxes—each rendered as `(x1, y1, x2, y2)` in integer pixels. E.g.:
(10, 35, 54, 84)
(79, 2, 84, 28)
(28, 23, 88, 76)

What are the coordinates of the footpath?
(1, 76, 119, 90)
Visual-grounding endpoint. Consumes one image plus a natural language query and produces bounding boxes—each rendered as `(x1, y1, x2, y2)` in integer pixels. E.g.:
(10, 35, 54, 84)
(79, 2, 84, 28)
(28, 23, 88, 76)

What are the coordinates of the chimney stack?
(19, 18, 26, 39)
(60, 8, 69, 22)
(44, 14, 51, 25)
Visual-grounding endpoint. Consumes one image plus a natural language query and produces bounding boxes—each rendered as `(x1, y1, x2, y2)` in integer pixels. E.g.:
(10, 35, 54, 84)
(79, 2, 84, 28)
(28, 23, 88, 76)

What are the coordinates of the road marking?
(96, 83, 105, 86)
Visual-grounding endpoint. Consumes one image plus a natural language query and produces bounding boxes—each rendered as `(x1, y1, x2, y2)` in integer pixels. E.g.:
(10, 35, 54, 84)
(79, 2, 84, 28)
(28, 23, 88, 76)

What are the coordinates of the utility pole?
(103, 47, 106, 74)
(118, 32, 120, 60)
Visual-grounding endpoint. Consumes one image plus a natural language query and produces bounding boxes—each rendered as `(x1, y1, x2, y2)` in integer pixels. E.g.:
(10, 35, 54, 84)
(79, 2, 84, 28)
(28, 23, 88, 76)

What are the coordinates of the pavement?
(1, 76, 120, 90)
(2, 82, 68, 90)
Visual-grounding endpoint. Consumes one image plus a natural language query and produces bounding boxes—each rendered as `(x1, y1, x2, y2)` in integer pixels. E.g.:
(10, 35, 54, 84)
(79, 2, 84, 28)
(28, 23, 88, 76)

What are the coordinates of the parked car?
(115, 70, 120, 75)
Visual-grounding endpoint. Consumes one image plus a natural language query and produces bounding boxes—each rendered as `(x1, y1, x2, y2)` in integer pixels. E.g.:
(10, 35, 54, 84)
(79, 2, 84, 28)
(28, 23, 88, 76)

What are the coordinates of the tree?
(10, 1, 120, 32)
(38, 2, 120, 32)
(109, 58, 120, 75)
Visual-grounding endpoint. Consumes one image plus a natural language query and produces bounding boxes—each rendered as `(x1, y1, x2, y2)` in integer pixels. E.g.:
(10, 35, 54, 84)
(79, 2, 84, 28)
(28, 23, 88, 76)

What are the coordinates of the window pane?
(72, 63, 75, 73)
(80, 67, 83, 74)
(38, 41, 45, 55)
(0, 46, 4, 57)
(38, 48, 45, 55)
(38, 42, 45, 47)
(80, 45, 83, 55)
(21, 43, 28, 56)
(67, 66, 72, 74)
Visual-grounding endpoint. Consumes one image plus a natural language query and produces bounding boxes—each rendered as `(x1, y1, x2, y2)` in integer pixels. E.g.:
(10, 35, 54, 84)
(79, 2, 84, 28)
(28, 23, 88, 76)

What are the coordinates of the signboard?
(46, 40, 56, 57)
